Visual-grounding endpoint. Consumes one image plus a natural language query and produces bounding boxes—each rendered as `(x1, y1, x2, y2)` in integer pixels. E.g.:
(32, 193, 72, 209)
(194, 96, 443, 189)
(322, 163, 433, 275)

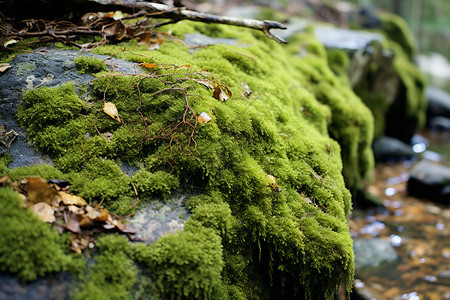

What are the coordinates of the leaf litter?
(1, 175, 135, 254)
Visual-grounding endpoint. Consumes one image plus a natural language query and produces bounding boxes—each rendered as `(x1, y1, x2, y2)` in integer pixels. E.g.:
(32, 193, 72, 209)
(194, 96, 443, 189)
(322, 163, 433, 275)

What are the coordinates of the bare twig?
(132, 2, 288, 43)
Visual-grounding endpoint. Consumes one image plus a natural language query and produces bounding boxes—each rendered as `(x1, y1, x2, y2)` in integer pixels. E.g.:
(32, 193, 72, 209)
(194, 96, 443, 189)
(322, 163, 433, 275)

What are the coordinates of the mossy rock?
(325, 12, 426, 143)
(0, 187, 81, 282)
(0, 20, 377, 299)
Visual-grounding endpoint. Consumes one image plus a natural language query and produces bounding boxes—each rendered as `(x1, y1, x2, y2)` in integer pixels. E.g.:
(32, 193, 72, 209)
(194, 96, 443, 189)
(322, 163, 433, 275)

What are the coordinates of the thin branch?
(133, 3, 288, 43)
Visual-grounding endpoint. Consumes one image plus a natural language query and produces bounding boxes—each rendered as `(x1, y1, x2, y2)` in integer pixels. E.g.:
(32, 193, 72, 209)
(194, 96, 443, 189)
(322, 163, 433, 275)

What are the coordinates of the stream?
(350, 131, 450, 300)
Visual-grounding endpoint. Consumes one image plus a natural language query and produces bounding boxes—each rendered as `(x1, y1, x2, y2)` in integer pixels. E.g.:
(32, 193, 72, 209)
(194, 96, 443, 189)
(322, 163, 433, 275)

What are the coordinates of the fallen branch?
(1, 1, 287, 45)
(132, 2, 288, 43)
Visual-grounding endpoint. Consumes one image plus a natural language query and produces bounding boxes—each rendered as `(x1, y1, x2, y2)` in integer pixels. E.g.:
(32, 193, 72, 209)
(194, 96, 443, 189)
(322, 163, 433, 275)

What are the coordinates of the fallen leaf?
(65, 213, 82, 233)
(31, 202, 55, 223)
(85, 205, 100, 219)
(0, 63, 11, 73)
(25, 177, 59, 204)
(213, 85, 229, 102)
(140, 63, 158, 69)
(103, 102, 121, 122)
(197, 112, 212, 124)
(4, 40, 17, 47)
(59, 191, 87, 206)
(193, 79, 214, 89)
(102, 19, 126, 40)
(94, 209, 109, 222)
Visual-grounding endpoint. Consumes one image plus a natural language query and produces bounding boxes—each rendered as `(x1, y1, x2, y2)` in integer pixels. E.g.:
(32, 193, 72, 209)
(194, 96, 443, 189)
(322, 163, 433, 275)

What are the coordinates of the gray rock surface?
(353, 238, 398, 271)
(408, 160, 450, 203)
(426, 86, 450, 123)
(372, 136, 416, 162)
(0, 48, 140, 169)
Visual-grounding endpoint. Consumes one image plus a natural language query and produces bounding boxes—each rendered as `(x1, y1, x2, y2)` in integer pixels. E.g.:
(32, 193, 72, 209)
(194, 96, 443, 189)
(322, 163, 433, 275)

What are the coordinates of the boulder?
(353, 238, 398, 271)
(372, 136, 416, 162)
(408, 160, 450, 203)
(1, 20, 373, 297)
(426, 86, 450, 127)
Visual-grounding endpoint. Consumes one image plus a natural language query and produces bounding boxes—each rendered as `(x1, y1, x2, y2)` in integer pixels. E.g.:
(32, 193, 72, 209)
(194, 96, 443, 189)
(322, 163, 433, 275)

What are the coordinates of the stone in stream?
(353, 238, 398, 271)
(425, 86, 450, 123)
(428, 116, 450, 131)
(372, 136, 416, 162)
(408, 160, 450, 203)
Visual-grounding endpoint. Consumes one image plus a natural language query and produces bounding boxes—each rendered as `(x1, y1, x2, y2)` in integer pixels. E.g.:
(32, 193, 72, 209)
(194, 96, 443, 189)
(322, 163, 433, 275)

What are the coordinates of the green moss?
(0, 153, 12, 175)
(135, 222, 226, 299)
(68, 158, 133, 215)
(74, 235, 138, 300)
(8, 163, 66, 181)
(74, 56, 107, 74)
(379, 12, 415, 60)
(17, 82, 90, 138)
(386, 43, 427, 141)
(131, 169, 179, 199)
(0, 186, 80, 281)
(12, 21, 367, 298)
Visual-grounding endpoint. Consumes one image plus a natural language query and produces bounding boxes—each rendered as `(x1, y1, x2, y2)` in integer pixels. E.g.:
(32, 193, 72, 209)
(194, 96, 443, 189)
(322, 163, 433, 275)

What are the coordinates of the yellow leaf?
(31, 202, 55, 223)
(140, 63, 158, 69)
(103, 102, 121, 122)
(59, 191, 87, 206)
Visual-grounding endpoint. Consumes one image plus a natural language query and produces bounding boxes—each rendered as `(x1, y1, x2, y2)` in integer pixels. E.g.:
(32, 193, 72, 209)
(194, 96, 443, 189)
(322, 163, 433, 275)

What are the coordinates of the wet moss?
(74, 235, 138, 300)
(378, 12, 415, 60)
(0, 153, 12, 175)
(74, 56, 107, 74)
(68, 158, 134, 215)
(9, 21, 367, 298)
(0, 186, 81, 282)
(131, 170, 179, 199)
(134, 222, 226, 299)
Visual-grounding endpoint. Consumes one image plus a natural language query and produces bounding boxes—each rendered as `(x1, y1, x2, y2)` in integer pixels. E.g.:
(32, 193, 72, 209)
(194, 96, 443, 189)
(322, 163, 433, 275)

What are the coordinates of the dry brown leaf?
(213, 85, 229, 102)
(68, 205, 84, 213)
(102, 19, 126, 40)
(103, 102, 121, 122)
(80, 216, 94, 228)
(31, 202, 55, 223)
(25, 177, 58, 204)
(65, 213, 82, 233)
(59, 191, 87, 206)
(85, 205, 100, 219)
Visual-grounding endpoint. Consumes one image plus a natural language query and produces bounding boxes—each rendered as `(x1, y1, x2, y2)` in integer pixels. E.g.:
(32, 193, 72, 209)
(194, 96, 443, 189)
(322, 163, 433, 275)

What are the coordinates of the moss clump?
(131, 170, 179, 199)
(74, 55, 107, 74)
(74, 235, 138, 300)
(13, 21, 366, 298)
(135, 222, 226, 299)
(0, 186, 79, 281)
(68, 158, 134, 215)
(379, 12, 415, 60)
(17, 82, 90, 143)
(8, 163, 66, 180)
(326, 13, 426, 143)
(385, 43, 427, 142)
(0, 153, 12, 175)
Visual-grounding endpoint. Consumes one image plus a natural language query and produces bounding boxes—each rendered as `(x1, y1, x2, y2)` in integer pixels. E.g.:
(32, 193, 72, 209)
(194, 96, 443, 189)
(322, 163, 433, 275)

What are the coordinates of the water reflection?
(351, 162, 450, 299)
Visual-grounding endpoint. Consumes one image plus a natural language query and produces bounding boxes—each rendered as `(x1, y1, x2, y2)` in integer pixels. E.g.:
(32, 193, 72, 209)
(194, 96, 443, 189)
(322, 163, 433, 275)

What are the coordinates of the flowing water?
(350, 131, 450, 300)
